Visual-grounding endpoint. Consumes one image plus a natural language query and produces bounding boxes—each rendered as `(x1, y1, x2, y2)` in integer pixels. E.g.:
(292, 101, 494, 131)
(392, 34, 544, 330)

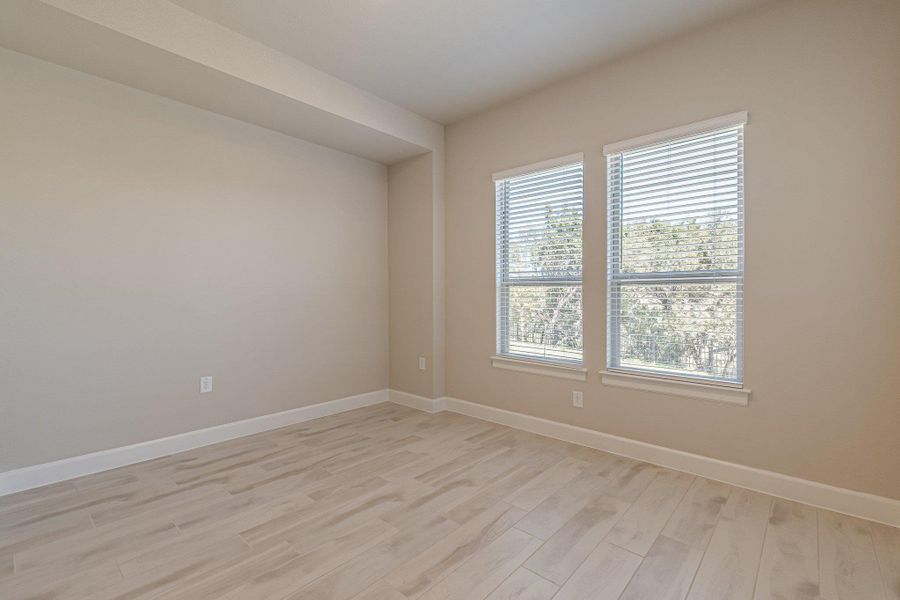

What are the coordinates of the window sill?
(600, 370, 750, 406)
(491, 356, 587, 381)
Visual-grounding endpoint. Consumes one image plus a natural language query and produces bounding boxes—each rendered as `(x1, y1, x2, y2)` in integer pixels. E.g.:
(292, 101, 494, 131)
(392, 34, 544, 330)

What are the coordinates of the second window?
(606, 119, 745, 384)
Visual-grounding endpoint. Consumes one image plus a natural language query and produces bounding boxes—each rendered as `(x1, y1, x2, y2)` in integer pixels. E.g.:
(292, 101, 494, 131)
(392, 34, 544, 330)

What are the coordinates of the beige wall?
(0, 48, 389, 470)
(389, 153, 435, 398)
(445, 0, 900, 499)
(388, 149, 447, 399)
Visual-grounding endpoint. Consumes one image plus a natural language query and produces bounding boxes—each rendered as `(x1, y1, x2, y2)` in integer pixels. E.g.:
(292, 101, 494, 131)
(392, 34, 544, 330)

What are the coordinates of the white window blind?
(496, 159, 583, 364)
(607, 120, 744, 384)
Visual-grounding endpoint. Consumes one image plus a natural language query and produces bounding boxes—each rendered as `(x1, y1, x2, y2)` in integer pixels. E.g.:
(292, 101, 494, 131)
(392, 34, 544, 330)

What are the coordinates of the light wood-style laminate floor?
(2, 403, 898, 600)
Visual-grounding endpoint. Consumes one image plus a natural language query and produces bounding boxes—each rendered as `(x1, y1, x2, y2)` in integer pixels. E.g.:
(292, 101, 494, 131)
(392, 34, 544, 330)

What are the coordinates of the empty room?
(1, 0, 898, 598)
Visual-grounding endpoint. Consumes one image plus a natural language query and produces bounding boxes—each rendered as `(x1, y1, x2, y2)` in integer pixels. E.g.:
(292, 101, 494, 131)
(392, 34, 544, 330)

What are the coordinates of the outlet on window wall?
(572, 391, 583, 408)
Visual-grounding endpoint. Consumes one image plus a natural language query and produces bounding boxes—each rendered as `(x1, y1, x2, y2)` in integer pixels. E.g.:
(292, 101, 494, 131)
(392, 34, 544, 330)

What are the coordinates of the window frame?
(604, 112, 747, 387)
(494, 153, 585, 369)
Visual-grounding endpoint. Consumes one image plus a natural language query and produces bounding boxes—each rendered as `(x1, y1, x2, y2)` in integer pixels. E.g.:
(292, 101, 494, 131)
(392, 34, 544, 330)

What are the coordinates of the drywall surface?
(388, 152, 436, 398)
(0, 48, 389, 470)
(444, 0, 900, 498)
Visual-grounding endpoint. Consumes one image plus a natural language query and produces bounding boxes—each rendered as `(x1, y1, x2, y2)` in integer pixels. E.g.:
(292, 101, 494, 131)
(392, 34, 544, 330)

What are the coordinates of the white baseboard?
(388, 389, 445, 413)
(0, 389, 388, 496)
(403, 396, 900, 528)
(6, 387, 896, 528)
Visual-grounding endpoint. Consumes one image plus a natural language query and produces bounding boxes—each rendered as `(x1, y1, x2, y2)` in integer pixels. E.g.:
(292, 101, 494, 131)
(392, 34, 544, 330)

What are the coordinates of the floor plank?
(618, 535, 704, 600)
(514, 472, 608, 540)
(870, 522, 900, 600)
(507, 456, 585, 511)
(818, 510, 887, 600)
(663, 477, 732, 549)
(484, 568, 558, 600)
(686, 488, 770, 599)
(753, 498, 820, 600)
(416, 527, 542, 600)
(0, 552, 12, 579)
(1, 559, 122, 600)
(605, 469, 695, 556)
(553, 541, 642, 600)
(298, 515, 459, 600)
(523, 491, 629, 585)
(383, 502, 525, 597)
(219, 520, 396, 600)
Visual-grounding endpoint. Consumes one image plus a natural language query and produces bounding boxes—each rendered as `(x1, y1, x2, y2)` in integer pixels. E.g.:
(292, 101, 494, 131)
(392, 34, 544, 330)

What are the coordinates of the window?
(495, 156, 584, 365)
(606, 113, 745, 384)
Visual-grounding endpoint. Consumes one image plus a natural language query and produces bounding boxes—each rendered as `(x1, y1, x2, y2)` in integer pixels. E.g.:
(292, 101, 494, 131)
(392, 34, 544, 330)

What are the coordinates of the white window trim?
(603, 111, 747, 156)
(492, 152, 584, 181)
(492, 355, 588, 381)
(600, 370, 750, 406)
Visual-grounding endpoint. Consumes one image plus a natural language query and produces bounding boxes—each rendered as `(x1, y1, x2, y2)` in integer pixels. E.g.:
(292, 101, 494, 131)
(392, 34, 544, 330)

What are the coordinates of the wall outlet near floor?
(418, 356, 426, 371)
(572, 390, 583, 408)
(200, 376, 213, 394)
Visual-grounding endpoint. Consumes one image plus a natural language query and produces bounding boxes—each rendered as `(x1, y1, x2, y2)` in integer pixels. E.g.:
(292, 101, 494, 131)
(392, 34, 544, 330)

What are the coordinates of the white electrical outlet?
(418, 356, 426, 371)
(200, 375, 213, 394)
(573, 391, 583, 408)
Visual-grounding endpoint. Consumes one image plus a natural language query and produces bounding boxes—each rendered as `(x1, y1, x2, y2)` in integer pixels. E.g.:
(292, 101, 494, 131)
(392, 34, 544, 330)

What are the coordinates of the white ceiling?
(171, 0, 768, 124)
